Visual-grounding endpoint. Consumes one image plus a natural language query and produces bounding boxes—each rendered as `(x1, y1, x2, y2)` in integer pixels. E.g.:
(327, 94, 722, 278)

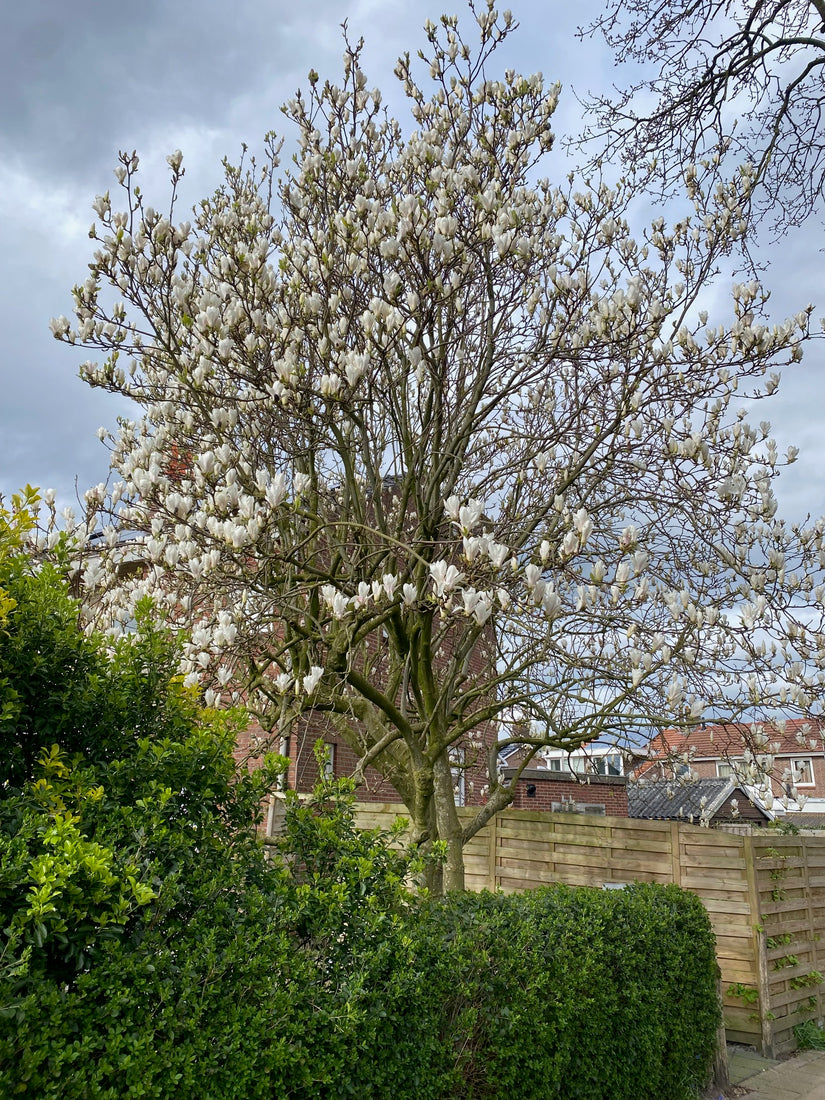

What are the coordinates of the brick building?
(234, 614, 499, 807)
(500, 763, 629, 815)
(636, 719, 825, 817)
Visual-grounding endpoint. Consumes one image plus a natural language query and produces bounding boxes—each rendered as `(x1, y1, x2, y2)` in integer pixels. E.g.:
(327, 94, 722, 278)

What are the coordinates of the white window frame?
(450, 747, 466, 807)
(785, 757, 815, 788)
(716, 759, 746, 781)
(323, 743, 335, 779)
(551, 801, 606, 816)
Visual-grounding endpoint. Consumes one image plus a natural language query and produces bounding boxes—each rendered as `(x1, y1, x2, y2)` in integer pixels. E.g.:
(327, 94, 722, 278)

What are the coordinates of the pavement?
(717, 1045, 825, 1100)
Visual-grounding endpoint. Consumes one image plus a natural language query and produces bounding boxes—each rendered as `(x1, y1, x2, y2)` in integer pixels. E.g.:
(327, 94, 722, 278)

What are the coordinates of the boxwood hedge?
(3, 829, 719, 1099)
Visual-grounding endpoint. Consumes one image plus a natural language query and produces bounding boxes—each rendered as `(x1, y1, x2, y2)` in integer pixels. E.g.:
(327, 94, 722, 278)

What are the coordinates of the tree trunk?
(433, 753, 465, 893)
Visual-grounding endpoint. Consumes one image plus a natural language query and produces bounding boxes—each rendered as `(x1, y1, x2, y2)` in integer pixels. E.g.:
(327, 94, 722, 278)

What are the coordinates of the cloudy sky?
(1, 0, 822, 522)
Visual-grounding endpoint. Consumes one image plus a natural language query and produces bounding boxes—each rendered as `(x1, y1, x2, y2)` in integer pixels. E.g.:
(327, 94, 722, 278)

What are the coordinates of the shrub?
(0, 773, 428, 1099)
(404, 883, 720, 1100)
(2, 784, 719, 1099)
(794, 1019, 825, 1050)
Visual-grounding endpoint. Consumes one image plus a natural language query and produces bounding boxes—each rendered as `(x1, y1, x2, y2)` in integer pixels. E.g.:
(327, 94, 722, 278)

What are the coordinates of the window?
(450, 748, 466, 807)
(543, 751, 621, 776)
(323, 743, 335, 779)
(716, 759, 746, 781)
(551, 801, 606, 815)
(784, 758, 814, 788)
(590, 754, 622, 777)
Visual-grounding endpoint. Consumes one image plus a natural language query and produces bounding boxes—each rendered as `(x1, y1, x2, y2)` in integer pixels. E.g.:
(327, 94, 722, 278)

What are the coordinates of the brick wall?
(233, 605, 499, 805)
(235, 711, 496, 806)
(501, 767, 629, 816)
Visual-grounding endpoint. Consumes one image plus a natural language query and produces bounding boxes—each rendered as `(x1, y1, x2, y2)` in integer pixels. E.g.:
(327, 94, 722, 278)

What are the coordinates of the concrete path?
(725, 1047, 825, 1099)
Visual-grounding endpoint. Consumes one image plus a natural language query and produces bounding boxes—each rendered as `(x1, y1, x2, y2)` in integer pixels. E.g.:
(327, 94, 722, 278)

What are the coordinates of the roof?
(642, 719, 825, 765)
(780, 814, 825, 831)
(628, 777, 771, 823)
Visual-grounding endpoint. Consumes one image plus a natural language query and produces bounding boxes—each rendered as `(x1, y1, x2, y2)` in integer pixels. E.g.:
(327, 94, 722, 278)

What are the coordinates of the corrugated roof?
(628, 777, 770, 822)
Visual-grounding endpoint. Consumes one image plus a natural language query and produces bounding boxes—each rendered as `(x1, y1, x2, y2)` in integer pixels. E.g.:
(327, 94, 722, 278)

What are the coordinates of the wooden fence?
(354, 804, 825, 1055)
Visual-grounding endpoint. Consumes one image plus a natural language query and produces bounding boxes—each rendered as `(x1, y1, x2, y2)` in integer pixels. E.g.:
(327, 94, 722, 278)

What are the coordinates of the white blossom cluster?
(49, 1, 825, 875)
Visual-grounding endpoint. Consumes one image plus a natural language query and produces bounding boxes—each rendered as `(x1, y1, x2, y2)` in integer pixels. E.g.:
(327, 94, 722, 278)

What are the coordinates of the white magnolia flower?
(458, 498, 484, 533)
(83, 559, 104, 588)
(197, 451, 216, 476)
(266, 473, 287, 508)
(560, 531, 578, 557)
(461, 587, 480, 615)
(474, 592, 493, 625)
(488, 542, 509, 569)
(430, 561, 465, 597)
(666, 676, 685, 710)
(573, 509, 593, 544)
(542, 586, 562, 619)
(443, 495, 461, 521)
(303, 666, 324, 694)
(524, 564, 541, 589)
(319, 373, 342, 397)
(332, 592, 350, 619)
(345, 353, 368, 388)
(463, 536, 482, 562)
(351, 581, 371, 609)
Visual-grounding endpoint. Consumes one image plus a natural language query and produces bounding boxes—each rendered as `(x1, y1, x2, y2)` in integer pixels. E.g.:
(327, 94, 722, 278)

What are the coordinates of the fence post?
(712, 971, 730, 1091)
(488, 809, 498, 890)
(744, 835, 774, 1058)
(669, 820, 682, 886)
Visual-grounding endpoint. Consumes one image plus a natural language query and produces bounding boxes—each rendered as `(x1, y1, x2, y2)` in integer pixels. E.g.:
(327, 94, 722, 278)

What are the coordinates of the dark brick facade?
(501, 767, 629, 816)
(234, 694, 496, 806)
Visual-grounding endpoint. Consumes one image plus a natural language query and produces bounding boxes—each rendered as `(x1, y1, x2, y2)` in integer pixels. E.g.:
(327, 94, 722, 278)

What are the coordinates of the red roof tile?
(641, 718, 825, 766)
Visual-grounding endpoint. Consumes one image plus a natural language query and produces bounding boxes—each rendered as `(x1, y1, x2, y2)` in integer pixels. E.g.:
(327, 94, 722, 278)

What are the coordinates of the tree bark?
(433, 753, 465, 892)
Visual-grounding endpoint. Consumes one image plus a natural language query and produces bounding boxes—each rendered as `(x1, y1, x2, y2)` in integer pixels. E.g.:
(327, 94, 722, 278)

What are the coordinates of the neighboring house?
(499, 764, 629, 815)
(636, 719, 825, 818)
(498, 742, 629, 816)
(536, 743, 625, 778)
(236, 710, 496, 807)
(628, 776, 772, 826)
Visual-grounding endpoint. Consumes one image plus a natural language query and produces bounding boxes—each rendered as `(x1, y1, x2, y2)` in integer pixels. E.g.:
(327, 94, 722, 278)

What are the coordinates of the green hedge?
(406, 884, 720, 1100)
(2, 869, 719, 1099)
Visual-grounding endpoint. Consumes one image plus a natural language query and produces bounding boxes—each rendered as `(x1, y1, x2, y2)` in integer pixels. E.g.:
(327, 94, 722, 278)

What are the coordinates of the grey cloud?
(1, 0, 356, 181)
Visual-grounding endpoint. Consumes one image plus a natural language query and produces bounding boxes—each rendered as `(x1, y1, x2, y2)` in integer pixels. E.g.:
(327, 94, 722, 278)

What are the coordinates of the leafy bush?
(3, 779, 719, 1099)
(400, 884, 720, 1100)
(0, 773, 428, 1099)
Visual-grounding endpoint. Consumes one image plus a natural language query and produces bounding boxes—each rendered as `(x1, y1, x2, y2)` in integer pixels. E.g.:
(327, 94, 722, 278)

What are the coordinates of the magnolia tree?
(52, 2, 825, 889)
